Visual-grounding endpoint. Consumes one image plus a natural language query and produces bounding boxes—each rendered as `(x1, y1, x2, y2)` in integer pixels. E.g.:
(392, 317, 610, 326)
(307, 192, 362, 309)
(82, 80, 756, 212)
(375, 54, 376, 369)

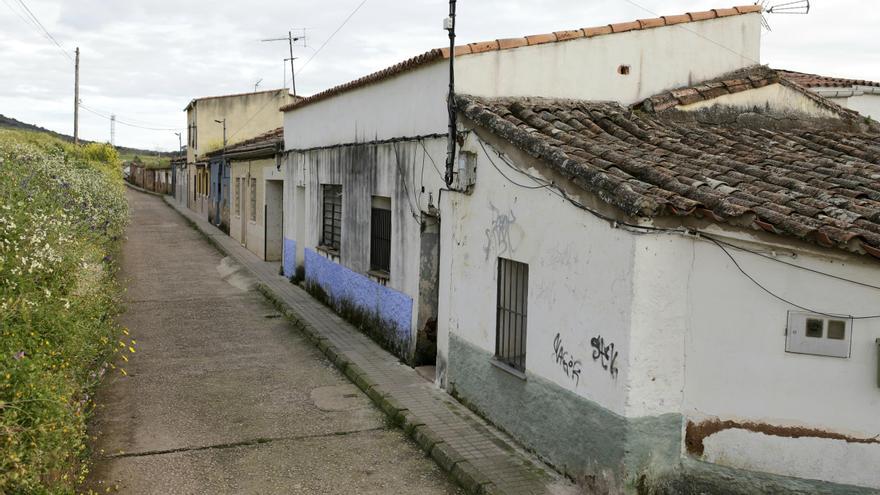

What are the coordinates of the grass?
(0, 128, 130, 494)
(118, 152, 172, 170)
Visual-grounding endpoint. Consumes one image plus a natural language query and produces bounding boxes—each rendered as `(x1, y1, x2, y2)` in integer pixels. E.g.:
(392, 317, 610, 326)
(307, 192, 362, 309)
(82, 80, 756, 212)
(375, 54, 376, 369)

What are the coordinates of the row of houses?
(125, 159, 175, 195)
(168, 5, 880, 493)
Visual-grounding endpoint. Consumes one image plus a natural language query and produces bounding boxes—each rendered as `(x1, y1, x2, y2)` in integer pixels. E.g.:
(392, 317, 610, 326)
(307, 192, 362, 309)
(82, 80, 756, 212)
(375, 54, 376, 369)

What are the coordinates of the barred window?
(249, 178, 257, 222)
(370, 197, 391, 273)
(495, 258, 528, 372)
(321, 185, 342, 251)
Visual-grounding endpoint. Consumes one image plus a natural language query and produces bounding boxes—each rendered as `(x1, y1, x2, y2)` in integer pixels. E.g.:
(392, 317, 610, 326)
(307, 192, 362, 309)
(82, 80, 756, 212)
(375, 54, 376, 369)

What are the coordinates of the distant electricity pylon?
(110, 114, 116, 146)
(261, 29, 307, 96)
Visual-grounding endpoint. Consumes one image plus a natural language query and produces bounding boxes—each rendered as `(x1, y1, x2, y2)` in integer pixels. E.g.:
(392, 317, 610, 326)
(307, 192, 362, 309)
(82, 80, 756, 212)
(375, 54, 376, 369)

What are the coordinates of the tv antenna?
(254, 78, 263, 92)
(759, 1, 809, 31)
(261, 29, 307, 96)
(761, 0, 810, 14)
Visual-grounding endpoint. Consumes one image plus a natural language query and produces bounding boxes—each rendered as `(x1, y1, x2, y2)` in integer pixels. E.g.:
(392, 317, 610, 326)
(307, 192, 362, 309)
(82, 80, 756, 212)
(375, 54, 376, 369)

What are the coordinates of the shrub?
(0, 129, 129, 494)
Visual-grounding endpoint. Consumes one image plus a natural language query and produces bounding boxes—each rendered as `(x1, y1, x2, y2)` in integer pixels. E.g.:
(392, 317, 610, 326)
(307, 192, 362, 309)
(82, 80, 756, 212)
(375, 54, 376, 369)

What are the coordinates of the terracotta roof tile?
(455, 94, 880, 259)
(610, 21, 641, 33)
(554, 29, 585, 41)
(498, 37, 530, 49)
(583, 25, 614, 37)
(663, 14, 692, 25)
(525, 33, 557, 45)
(204, 127, 283, 158)
(469, 40, 500, 53)
(638, 17, 666, 29)
(282, 5, 763, 113)
(779, 70, 880, 89)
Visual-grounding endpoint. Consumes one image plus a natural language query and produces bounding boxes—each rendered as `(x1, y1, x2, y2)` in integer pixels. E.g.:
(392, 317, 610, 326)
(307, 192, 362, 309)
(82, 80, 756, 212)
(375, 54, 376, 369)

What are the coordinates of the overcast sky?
(1, 0, 877, 151)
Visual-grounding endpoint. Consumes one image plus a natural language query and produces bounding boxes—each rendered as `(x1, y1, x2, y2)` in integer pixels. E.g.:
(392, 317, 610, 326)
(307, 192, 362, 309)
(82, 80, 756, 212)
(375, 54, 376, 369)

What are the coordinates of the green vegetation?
(0, 129, 131, 494)
(118, 152, 170, 170)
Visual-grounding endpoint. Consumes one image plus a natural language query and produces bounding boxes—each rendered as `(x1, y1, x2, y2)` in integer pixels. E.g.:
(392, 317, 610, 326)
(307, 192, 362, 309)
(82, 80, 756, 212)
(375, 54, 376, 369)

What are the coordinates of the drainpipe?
(443, 0, 457, 187)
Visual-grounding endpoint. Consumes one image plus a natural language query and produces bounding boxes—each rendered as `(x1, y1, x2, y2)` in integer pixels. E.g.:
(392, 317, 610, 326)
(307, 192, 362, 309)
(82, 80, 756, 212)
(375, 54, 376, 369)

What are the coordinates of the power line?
(80, 104, 181, 132)
(296, 0, 369, 75)
(5, 0, 74, 62)
(619, 0, 761, 65)
(479, 137, 880, 319)
(227, 1, 370, 142)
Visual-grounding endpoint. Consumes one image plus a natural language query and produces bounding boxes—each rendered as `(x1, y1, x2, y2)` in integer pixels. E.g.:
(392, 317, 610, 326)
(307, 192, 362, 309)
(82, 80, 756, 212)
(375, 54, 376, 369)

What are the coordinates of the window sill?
(316, 245, 340, 257)
(368, 269, 390, 281)
(490, 359, 526, 381)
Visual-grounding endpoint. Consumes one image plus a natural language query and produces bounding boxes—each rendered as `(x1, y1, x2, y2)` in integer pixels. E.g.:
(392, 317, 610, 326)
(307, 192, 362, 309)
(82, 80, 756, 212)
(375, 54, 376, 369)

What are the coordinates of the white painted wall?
(283, 63, 449, 150)
(631, 228, 880, 489)
(455, 14, 762, 106)
(284, 14, 762, 151)
(438, 133, 637, 414)
(845, 93, 880, 121)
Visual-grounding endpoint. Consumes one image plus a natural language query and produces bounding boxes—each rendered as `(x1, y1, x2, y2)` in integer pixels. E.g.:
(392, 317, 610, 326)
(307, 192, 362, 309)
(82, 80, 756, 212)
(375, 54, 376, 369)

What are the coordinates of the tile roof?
(204, 127, 283, 158)
(280, 5, 763, 113)
(640, 65, 864, 121)
(779, 70, 880, 90)
(455, 94, 880, 259)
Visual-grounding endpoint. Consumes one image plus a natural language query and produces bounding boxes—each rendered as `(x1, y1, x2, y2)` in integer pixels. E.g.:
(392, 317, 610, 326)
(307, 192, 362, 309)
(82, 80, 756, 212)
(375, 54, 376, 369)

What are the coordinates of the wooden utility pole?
(74, 47, 80, 145)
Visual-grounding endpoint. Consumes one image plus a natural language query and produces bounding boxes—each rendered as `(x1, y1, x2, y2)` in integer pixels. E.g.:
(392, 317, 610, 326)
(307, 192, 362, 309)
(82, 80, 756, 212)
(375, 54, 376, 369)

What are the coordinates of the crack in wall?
(99, 427, 384, 460)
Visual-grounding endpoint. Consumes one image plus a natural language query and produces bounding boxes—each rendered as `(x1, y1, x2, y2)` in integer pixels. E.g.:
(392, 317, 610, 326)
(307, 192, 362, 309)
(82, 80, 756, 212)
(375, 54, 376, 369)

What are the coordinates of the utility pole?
(174, 132, 183, 156)
(74, 47, 80, 145)
(262, 30, 306, 96)
(110, 114, 116, 146)
(443, 1, 457, 186)
(215, 119, 227, 152)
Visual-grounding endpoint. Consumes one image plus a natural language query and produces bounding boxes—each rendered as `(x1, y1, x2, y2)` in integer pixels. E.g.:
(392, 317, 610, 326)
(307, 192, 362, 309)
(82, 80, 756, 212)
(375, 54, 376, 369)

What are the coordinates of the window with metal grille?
(249, 178, 257, 222)
(495, 258, 528, 372)
(322, 185, 342, 251)
(370, 197, 391, 273)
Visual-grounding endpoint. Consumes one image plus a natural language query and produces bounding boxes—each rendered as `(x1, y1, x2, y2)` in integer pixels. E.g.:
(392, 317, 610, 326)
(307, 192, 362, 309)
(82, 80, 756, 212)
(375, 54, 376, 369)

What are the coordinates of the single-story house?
(280, 4, 765, 366)
(206, 128, 286, 263)
(442, 66, 880, 493)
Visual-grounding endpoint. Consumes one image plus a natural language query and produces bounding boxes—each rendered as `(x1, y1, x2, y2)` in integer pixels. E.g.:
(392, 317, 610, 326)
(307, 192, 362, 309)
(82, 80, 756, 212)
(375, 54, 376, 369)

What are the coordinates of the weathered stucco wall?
(282, 138, 448, 357)
(229, 158, 283, 260)
(188, 90, 292, 162)
(455, 14, 762, 105)
(677, 82, 845, 119)
(283, 64, 449, 150)
(638, 229, 880, 490)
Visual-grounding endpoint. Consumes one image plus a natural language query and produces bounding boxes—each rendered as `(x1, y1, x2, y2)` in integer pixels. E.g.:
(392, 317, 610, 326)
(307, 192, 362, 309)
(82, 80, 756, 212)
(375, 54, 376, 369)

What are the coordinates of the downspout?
(444, 0, 457, 187)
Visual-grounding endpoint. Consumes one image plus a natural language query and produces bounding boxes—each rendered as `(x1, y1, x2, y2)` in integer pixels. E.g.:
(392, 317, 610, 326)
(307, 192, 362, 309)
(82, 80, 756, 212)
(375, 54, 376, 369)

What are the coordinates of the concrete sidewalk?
(164, 195, 576, 495)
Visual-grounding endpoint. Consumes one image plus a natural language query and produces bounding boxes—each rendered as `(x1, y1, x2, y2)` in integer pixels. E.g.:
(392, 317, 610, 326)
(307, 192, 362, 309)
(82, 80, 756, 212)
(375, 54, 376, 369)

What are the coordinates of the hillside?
(0, 113, 176, 158)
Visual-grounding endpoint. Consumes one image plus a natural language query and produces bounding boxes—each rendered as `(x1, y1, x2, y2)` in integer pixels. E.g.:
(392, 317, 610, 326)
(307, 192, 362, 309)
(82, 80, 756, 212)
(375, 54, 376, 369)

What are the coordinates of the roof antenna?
(758, 1, 809, 31)
(764, 0, 810, 14)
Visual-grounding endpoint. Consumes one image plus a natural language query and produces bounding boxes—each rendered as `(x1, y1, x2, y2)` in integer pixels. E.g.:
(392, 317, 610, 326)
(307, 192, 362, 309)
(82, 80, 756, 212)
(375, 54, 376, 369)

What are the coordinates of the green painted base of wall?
(448, 335, 876, 495)
(447, 335, 681, 491)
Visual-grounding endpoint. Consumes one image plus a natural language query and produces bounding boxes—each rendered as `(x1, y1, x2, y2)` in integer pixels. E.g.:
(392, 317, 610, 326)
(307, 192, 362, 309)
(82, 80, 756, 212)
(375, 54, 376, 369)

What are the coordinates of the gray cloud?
(1, 0, 877, 150)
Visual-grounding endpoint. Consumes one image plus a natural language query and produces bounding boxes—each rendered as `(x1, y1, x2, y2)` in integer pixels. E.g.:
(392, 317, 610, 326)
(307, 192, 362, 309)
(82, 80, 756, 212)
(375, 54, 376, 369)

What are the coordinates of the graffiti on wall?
(484, 203, 518, 261)
(590, 335, 619, 379)
(552, 333, 583, 386)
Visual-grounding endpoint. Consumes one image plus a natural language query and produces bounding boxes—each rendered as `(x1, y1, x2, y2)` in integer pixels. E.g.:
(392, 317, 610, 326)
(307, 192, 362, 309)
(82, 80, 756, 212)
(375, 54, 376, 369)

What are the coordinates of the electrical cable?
(80, 104, 181, 132)
(296, 0, 369, 75)
(6, 0, 74, 61)
(619, 0, 761, 65)
(479, 137, 880, 319)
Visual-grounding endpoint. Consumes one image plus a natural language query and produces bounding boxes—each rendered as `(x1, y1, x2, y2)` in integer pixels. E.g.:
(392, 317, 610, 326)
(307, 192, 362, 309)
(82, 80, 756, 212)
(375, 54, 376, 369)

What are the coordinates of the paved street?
(85, 190, 462, 494)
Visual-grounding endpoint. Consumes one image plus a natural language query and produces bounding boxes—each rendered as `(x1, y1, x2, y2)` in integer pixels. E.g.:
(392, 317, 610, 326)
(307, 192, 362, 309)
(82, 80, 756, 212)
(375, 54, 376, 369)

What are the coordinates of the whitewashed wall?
(438, 133, 637, 414)
(455, 14, 762, 106)
(651, 229, 880, 489)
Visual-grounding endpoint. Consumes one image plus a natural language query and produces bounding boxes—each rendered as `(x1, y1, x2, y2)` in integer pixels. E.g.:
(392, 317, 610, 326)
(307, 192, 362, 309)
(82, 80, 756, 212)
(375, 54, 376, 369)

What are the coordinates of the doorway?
(264, 180, 283, 262)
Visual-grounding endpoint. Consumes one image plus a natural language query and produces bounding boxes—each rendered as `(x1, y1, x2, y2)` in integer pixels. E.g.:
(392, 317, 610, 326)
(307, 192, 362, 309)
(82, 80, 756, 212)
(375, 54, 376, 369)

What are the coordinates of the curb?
(160, 196, 498, 494)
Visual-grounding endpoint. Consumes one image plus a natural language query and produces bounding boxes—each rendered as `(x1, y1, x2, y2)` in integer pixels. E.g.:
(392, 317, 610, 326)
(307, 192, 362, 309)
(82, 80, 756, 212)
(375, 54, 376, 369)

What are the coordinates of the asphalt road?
(84, 189, 462, 495)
